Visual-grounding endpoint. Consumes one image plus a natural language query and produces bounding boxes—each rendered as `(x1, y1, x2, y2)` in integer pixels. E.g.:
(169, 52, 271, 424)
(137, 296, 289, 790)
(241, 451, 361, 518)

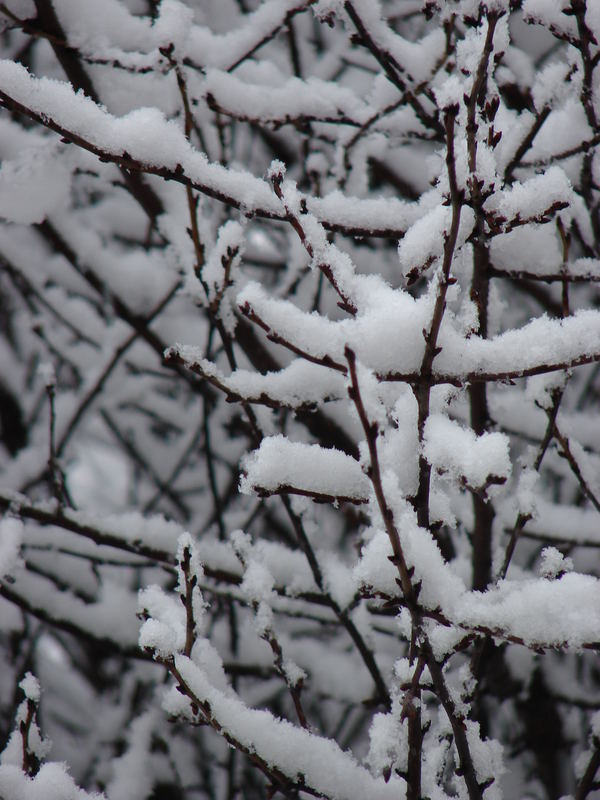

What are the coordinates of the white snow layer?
(423, 415, 511, 488)
(240, 435, 369, 501)
(357, 518, 600, 650)
(166, 654, 406, 800)
(238, 280, 600, 380)
(0, 763, 104, 800)
(0, 60, 420, 236)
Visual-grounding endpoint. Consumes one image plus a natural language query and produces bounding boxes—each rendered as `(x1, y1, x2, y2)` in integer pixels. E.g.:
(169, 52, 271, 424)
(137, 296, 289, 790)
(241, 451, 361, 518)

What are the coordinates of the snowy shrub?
(2, 0, 600, 798)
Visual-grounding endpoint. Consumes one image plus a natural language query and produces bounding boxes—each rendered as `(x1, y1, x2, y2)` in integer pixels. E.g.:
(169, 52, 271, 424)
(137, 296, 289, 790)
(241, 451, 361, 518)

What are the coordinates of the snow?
(354, 528, 404, 597)
(0, 763, 104, 800)
(7, 567, 141, 649)
(203, 69, 371, 125)
(241, 538, 317, 597)
(240, 557, 273, 608)
(54, 0, 153, 53)
(490, 225, 562, 276)
(1, 676, 52, 773)
(423, 415, 511, 489)
(281, 659, 306, 688)
(139, 583, 187, 658)
(1, 490, 185, 560)
(531, 61, 574, 112)
(3, 1, 600, 797)
(0, 141, 72, 224)
(0, 517, 23, 578)
(455, 573, 600, 649)
(188, 0, 311, 70)
(104, 711, 156, 800)
(0, 58, 278, 208)
(587, 2, 600, 41)
(526, 499, 600, 547)
(538, 547, 573, 579)
(367, 710, 407, 778)
(151, 0, 194, 52)
(343, 0, 445, 84)
(165, 654, 407, 800)
(398, 202, 475, 277)
(523, 0, 577, 42)
(19, 673, 41, 704)
(240, 435, 370, 502)
(0, 60, 418, 237)
(464, 720, 504, 800)
(238, 278, 431, 374)
(37, 363, 56, 389)
(202, 221, 244, 297)
(321, 555, 357, 609)
(485, 166, 573, 225)
(435, 310, 600, 380)
(356, 508, 600, 651)
(168, 344, 347, 407)
(514, 468, 539, 518)
(240, 279, 600, 383)
(526, 98, 591, 168)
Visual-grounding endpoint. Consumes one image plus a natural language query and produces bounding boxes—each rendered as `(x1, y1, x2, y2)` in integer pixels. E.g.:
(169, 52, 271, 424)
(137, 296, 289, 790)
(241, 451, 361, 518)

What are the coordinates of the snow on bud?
(138, 534, 207, 662)
(37, 362, 56, 388)
(525, 371, 566, 410)
(485, 166, 574, 228)
(306, 152, 328, 179)
(532, 61, 575, 112)
(241, 435, 369, 503)
(176, 532, 203, 586)
(176, 533, 207, 626)
(202, 219, 245, 328)
(229, 528, 252, 562)
(464, 719, 505, 800)
(456, 25, 492, 76)
(282, 659, 306, 689)
(0, 671, 51, 770)
(253, 600, 274, 637)
(321, 554, 357, 609)
(138, 585, 185, 658)
(399, 201, 475, 279)
(312, 0, 344, 22)
(433, 74, 464, 112)
(152, 0, 194, 52)
(367, 710, 407, 779)
(19, 672, 40, 704)
(423, 414, 511, 491)
(266, 159, 286, 184)
(455, 663, 476, 714)
(393, 657, 418, 686)
(354, 529, 397, 596)
(241, 560, 275, 606)
(523, 0, 577, 43)
(515, 467, 539, 519)
(539, 547, 573, 580)
(231, 532, 276, 635)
